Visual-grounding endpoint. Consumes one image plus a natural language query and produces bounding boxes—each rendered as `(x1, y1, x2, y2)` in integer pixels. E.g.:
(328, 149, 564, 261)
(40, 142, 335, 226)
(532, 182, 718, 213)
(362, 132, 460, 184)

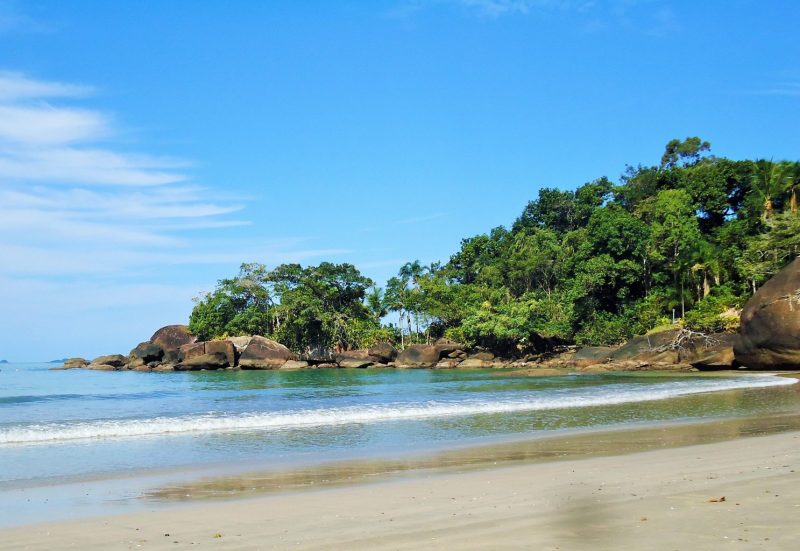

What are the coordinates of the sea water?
(1, 363, 797, 490)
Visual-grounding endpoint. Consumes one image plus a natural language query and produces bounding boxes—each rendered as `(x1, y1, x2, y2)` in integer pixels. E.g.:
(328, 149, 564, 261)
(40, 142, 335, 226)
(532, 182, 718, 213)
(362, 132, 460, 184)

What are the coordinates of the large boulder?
(395, 345, 441, 368)
(129, 341, 164, 364)
(150, 325, 196, 362)
(735, 257, 800, 369)
(335, 350, 374, 368)
(239, 336, 295, 369)
(367, 342, 398, 363)
(62, 357, 88, 369)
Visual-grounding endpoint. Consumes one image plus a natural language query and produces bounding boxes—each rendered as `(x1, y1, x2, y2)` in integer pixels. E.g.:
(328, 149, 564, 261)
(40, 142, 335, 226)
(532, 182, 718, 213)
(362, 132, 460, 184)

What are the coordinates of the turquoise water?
(1, 363, 798, 490)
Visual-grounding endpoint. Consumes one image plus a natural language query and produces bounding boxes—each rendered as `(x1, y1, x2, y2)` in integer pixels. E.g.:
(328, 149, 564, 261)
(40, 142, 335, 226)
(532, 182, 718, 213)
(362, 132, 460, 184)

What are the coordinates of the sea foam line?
(0, 375, 794, 445)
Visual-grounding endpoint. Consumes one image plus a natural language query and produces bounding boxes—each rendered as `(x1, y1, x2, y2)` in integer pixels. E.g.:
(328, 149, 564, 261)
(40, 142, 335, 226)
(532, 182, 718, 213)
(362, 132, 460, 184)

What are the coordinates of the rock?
(315, 362, 338, 369)
(395, 345, 441, 368)
(152, 364, 176, 372)
(735, 257, 800, 369)
(435, 359, 461, 369)
(280, 360, 310, 370)
(571, 346, 617, 368)
(367, 342, 398, 363)
(150, 325, 196, 354)
(90, 354, 127, 368)
(226, 336, 252, 352)
(176, 352, 230, 370)
(679, 333, 738, 370)
(335, 350, 375, 368)
(239, 336, 295, 369)
(470, 351, 495, 361)
(132, 365, 152, 372)
(63, 357, 88, 369)
(458, 358, 493, 368)
(87, 363, 118, 371)
(610, 330, 681, 364)
(205, 340, 236, 367)
(179, 342, 206, 362)
(434, 338, 465, 357)
(129, 341, 164, 364)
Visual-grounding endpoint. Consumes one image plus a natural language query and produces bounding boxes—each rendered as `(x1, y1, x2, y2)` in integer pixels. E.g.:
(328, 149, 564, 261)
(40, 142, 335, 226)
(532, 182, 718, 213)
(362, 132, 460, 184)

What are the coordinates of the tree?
(642, 189, 702, 317)
(660, 136, 711, 169)
(752, 159, 790, 221)
(189, 262, 377, 353)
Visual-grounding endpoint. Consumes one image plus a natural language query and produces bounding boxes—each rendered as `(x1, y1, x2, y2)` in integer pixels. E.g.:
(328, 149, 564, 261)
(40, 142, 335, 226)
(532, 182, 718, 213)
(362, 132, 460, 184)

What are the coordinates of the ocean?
(0, 363, 797, 526)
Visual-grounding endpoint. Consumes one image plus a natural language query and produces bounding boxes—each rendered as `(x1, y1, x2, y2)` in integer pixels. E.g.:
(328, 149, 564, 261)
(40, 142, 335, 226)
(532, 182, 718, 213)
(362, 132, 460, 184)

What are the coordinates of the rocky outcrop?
(63, 357, 88, 369)
(239, 336, 296, 369)
(735, 257, 800, 369)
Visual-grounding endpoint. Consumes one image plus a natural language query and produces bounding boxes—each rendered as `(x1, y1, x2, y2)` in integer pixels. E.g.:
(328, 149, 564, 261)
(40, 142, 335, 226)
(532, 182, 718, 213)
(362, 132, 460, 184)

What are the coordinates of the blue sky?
(1, 0, 798, 360)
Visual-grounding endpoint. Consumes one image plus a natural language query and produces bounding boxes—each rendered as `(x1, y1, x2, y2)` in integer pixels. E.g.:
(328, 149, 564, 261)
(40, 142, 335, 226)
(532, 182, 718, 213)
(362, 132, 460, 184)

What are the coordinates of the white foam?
(0, 375, 794, 445)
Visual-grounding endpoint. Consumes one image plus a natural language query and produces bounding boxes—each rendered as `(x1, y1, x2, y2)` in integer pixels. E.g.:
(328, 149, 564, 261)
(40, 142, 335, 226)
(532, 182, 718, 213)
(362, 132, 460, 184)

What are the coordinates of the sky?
(0, 0, 798, 360)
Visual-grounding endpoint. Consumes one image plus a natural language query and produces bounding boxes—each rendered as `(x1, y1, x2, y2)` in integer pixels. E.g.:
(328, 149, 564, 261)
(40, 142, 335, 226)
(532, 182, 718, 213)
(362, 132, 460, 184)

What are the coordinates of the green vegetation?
(191, 139, 800, 355)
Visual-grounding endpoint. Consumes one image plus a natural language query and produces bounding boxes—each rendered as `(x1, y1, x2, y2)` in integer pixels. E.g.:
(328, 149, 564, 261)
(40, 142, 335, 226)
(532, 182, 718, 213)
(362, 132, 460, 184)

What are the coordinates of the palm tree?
(752, 159, 791, 221)
(365, 285, 387, 322)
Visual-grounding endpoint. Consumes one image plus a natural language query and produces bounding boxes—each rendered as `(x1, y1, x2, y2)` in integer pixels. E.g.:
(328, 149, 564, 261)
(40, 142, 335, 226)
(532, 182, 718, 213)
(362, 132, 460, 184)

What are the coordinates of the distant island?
(0, 359, 8, 364)
(48, 358, 68, 364)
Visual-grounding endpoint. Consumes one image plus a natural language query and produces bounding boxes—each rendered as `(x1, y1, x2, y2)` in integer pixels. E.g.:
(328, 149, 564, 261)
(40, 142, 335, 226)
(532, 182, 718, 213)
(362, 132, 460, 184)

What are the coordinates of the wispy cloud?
(0, 72, 247, 278)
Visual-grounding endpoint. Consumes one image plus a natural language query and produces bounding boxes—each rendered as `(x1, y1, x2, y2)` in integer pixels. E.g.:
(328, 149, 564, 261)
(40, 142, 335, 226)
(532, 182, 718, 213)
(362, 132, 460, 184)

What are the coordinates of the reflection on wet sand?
(146, 406, 800, 502)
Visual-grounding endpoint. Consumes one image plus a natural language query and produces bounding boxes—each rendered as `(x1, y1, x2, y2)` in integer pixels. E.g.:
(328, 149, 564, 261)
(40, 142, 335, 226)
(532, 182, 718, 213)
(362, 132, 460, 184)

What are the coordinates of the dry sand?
(3, 429, 800, 550)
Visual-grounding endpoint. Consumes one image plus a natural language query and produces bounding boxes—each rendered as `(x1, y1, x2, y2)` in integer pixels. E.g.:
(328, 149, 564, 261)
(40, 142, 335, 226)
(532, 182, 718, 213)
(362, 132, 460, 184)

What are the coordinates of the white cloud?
(0, 72, 92, 101)
(0, 72, 247, 280)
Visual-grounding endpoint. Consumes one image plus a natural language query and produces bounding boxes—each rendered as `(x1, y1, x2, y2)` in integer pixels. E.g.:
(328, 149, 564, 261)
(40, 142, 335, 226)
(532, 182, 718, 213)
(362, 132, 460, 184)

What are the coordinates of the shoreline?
(3, 428, 800, 549)
(1, 372, 798, 530)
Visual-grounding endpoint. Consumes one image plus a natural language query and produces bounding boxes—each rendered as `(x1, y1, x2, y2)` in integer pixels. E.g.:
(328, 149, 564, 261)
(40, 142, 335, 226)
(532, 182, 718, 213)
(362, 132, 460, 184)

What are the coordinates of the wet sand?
(3, 417, 800, 549)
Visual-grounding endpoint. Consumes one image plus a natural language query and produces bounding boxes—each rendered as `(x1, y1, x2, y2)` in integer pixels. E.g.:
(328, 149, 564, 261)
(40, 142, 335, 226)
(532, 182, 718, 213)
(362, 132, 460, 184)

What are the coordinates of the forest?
(189, 138, 800, 357)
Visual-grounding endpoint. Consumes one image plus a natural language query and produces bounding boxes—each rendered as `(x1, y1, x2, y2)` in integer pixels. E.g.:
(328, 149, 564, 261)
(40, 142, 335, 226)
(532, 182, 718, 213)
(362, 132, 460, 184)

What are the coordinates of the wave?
(0, 375, 794, 445)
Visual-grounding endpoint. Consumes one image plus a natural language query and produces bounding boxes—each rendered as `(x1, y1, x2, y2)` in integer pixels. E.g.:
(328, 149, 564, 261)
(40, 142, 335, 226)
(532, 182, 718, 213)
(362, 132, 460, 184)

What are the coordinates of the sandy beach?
(3, 426, 799, 550)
